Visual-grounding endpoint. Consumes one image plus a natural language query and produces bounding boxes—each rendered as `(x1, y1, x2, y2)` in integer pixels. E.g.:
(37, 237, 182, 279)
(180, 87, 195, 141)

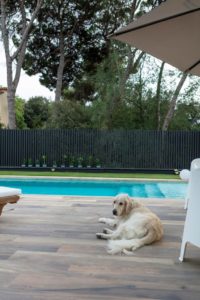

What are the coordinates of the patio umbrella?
(111, 0, 200, 76)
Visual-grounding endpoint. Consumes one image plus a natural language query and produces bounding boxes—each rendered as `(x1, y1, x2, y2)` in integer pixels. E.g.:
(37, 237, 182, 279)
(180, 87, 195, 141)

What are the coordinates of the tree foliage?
(15, 97, 27, 129)
(48, 96, 91, 129)
(170, 101, 200, 130)
(22, 0, 131, 101)
(24, 96, 50, 128)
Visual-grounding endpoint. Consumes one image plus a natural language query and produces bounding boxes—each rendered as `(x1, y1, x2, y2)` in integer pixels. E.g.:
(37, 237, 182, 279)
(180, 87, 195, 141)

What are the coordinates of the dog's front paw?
(98, 218, 107, 223)
(107, 248, 121, 255)
(103, 228, 113, 234)
(96, 233, 103, 239)
(122, 249, 135, 256)
(107, 248, 124, 255)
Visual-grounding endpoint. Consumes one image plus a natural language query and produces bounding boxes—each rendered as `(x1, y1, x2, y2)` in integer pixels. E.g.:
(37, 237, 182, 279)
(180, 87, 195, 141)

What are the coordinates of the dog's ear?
(125, 196, 133, 214)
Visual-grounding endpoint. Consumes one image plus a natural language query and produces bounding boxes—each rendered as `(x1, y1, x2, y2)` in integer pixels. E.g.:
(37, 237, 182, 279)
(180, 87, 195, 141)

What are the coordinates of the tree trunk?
(118, 0, 144, 103)
(162, 72, 188, 131)
(1, 0, 43, 129)
(55, 33, 65, 102)
(156, 61, 165, 130)
(5, 47, 16, 128)
(7, 87, 16, 129)
(119, 48, 144, 103)
(106, 0, 144, 128)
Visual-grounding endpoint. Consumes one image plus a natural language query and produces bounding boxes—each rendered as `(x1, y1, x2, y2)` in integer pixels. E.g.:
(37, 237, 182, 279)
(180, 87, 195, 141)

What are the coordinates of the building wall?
(0, 88, 8, 128)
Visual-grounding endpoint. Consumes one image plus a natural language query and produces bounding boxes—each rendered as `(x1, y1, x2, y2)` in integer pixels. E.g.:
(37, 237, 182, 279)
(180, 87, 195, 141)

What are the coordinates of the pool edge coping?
(0, 175, 181, 182)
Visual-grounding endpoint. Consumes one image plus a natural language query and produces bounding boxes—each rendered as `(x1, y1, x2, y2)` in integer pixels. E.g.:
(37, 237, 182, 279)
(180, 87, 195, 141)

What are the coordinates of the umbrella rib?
(113, 8, 200, 37)
(186, 60, 200, 73)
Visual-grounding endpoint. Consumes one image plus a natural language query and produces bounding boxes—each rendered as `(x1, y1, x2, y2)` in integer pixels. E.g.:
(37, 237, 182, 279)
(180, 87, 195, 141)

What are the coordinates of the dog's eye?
(119, 202, 123, 206)
(113, 200, 116, 204)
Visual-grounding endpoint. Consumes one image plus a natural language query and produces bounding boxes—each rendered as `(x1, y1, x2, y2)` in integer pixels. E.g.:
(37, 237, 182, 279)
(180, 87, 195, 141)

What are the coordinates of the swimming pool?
(0, 178, 187, 199)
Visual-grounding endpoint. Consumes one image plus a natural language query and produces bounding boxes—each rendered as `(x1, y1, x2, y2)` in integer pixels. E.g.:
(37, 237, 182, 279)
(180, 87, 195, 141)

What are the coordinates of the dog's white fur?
(96, 193, 163, 255)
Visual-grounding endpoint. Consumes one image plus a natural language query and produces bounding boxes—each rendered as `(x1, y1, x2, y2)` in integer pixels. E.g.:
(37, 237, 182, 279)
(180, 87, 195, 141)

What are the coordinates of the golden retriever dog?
(96, 194, 163, 255)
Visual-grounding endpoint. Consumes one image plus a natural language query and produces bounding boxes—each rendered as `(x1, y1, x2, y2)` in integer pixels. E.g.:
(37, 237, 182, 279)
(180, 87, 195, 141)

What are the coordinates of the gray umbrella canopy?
(111, 0, 200, 76)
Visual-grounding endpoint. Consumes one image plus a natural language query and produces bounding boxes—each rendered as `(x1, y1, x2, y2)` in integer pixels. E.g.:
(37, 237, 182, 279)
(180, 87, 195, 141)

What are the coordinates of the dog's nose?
(112, 209, 117, 216)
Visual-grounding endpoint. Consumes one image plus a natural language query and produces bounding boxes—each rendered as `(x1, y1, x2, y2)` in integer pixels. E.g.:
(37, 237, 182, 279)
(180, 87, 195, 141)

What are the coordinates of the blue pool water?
(0, 178, 187, 199)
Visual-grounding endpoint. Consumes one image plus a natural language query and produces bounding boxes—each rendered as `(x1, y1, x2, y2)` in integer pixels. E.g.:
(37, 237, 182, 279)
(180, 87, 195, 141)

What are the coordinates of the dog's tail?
(107, 230, 156, 255)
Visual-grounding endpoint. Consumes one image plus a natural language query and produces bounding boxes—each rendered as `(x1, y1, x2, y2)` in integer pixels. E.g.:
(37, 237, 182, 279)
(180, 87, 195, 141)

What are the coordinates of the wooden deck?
(0, 195, 200, 300)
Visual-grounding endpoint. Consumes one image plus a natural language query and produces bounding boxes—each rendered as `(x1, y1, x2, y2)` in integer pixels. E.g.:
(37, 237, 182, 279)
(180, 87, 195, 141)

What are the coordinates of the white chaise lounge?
(179, 164, 200, 261)
(0, 186, 21, 216)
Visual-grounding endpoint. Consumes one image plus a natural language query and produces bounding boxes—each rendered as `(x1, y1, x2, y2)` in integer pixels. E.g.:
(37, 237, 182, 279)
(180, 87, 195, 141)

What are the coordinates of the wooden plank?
(0, 196, 200, 300)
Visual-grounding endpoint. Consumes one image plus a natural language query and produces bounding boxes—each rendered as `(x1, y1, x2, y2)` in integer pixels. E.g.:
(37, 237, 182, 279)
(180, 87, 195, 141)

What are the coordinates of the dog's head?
(112, 193, 135, 217)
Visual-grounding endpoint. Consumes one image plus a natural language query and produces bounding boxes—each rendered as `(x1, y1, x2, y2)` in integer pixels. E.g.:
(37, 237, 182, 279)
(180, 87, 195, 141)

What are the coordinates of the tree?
(24, 96, 50, 128)
(84, 0, 168, 129)
(0, 0, 43, 128)
(22, 0, 132, 101)
(155, 61, 165, 129)
(47, 91, 91, 128)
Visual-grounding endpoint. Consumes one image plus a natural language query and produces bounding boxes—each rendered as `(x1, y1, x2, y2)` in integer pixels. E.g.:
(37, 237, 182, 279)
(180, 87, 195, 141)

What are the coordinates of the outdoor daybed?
(0, 187, 21, 216)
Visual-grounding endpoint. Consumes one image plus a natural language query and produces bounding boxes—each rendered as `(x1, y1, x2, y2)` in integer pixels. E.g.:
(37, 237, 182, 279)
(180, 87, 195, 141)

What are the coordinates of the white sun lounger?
(184, 158, 200, 209)
(0, 186, 21, 216)
(179, 167, 200, 261)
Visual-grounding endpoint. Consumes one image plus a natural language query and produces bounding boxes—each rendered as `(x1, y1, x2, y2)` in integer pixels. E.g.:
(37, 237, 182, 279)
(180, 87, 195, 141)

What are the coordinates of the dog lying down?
(96, 194, 163, 255)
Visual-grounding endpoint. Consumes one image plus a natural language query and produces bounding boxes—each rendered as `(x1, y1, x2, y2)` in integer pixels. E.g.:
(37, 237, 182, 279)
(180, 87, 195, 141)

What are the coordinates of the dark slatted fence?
(0, 129, 200, 169)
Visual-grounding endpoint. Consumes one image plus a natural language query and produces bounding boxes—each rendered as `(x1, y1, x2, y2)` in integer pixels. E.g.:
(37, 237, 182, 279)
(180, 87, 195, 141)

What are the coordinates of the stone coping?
(0, 175, 181, 182)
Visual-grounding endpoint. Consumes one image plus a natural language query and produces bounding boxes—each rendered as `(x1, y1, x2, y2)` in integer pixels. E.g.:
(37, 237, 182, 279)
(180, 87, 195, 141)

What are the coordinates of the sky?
(0, 43, 55, 101)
